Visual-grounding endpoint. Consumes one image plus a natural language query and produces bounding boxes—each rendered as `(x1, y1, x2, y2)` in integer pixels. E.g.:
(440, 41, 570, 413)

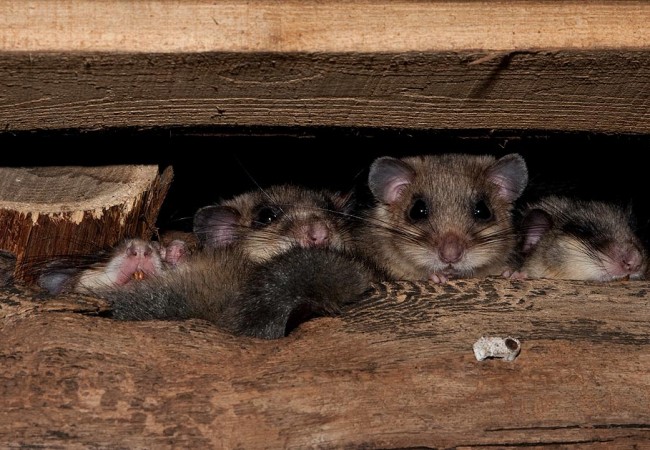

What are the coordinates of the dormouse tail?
(225, 247, 382, 339)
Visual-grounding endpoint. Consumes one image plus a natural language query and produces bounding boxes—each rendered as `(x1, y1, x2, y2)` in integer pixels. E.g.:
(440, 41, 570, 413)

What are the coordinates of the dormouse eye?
(254, 207, 281, 227)
(473, 200, 493, 221)
(562, 221, 609, 250)
(562, 222, 596, 241)
(409, 198, 429, 221)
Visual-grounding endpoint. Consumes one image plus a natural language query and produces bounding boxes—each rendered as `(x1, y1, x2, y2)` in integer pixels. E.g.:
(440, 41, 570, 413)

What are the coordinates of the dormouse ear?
(37, 266, 80, 295)
(521, 209, 553, 253)
(368, 157, 415, 204)
(487, 153, 529, 202)
(193, 205, 241, 248)
(330, 189, 355, 213)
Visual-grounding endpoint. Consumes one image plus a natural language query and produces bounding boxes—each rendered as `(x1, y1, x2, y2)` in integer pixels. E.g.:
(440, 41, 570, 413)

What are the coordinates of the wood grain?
(2, 277, 649, 448)
(1, 1, 649, 133)
(1, 1, 648, 52)
(0, 165, 173, 283)
(0, 51, 648, 133)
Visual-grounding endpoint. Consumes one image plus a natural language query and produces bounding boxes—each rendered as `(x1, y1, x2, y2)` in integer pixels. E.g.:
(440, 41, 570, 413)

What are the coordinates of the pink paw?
(160, 239, 188, 266)
(430, 273, 449, 284)
(508, 270, 528, 281)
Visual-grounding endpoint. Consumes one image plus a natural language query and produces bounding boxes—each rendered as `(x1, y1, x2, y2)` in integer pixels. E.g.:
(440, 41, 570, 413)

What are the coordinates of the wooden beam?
(2, 278, 649, 447)
(0, 1, 648, 134)
(0, 51, 648, 133)
(1, 1, 648, 52)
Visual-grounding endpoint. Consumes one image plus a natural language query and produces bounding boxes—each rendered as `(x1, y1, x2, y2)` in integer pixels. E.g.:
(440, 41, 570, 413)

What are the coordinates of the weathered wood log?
(1, 278, 649, 448)
(0, 165, 173, 283)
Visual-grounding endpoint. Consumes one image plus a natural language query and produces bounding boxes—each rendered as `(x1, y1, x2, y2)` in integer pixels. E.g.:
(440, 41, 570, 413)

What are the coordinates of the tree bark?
(1, 277, 649, 448)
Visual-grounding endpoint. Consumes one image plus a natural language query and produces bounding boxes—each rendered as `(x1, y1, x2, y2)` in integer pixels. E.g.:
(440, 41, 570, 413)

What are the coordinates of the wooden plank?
(1, 1, 648, 52)
(1, 1, 648, 133)
(1, 278, 649, 447)
(0, 51, 648, 133)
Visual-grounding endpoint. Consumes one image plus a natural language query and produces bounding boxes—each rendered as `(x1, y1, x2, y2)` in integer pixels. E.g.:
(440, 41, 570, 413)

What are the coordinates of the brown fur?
(515, 196, 648, 281)
(354, 153, 528, 282)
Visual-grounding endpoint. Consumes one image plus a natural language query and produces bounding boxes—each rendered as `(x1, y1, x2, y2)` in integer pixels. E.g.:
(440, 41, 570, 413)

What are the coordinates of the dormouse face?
(519, 196, 647, 281)
(193, 185, 353, 262)
(366, 153, 528, 280)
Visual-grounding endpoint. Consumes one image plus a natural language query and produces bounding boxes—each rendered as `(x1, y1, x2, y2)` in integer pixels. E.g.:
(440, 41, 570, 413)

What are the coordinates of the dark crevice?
(1, 126, 648, 248)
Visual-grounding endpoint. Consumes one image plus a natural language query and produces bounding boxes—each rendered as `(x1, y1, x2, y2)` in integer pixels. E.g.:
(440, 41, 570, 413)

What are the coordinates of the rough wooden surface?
(1, 1, 648, 52)
(0, 51, 648, 134)
(1, 1, 649, 134)
(1, 278, 649, 448)
(0, 165, 173, 283)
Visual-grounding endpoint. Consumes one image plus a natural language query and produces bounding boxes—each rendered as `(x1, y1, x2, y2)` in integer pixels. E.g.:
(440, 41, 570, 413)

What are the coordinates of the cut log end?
(0, 165, 174, 284)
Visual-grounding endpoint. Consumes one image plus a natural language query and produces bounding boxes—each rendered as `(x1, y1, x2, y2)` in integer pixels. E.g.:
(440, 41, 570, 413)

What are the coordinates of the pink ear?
(193, 205, 241, 248)
(368, 157, 415, 204)
(330, 189, 354, 213)
(487, 154, 528, 202)
(521, 209, 552, 253)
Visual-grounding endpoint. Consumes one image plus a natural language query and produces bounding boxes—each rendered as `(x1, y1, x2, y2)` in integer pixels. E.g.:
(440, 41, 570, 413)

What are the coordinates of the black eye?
(562, 222, 596, 241)
(562, 221, 610, 250)
(473, 200, 492, 221)
(409, 198, 429, 221)
(254, 207, 281, 227)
